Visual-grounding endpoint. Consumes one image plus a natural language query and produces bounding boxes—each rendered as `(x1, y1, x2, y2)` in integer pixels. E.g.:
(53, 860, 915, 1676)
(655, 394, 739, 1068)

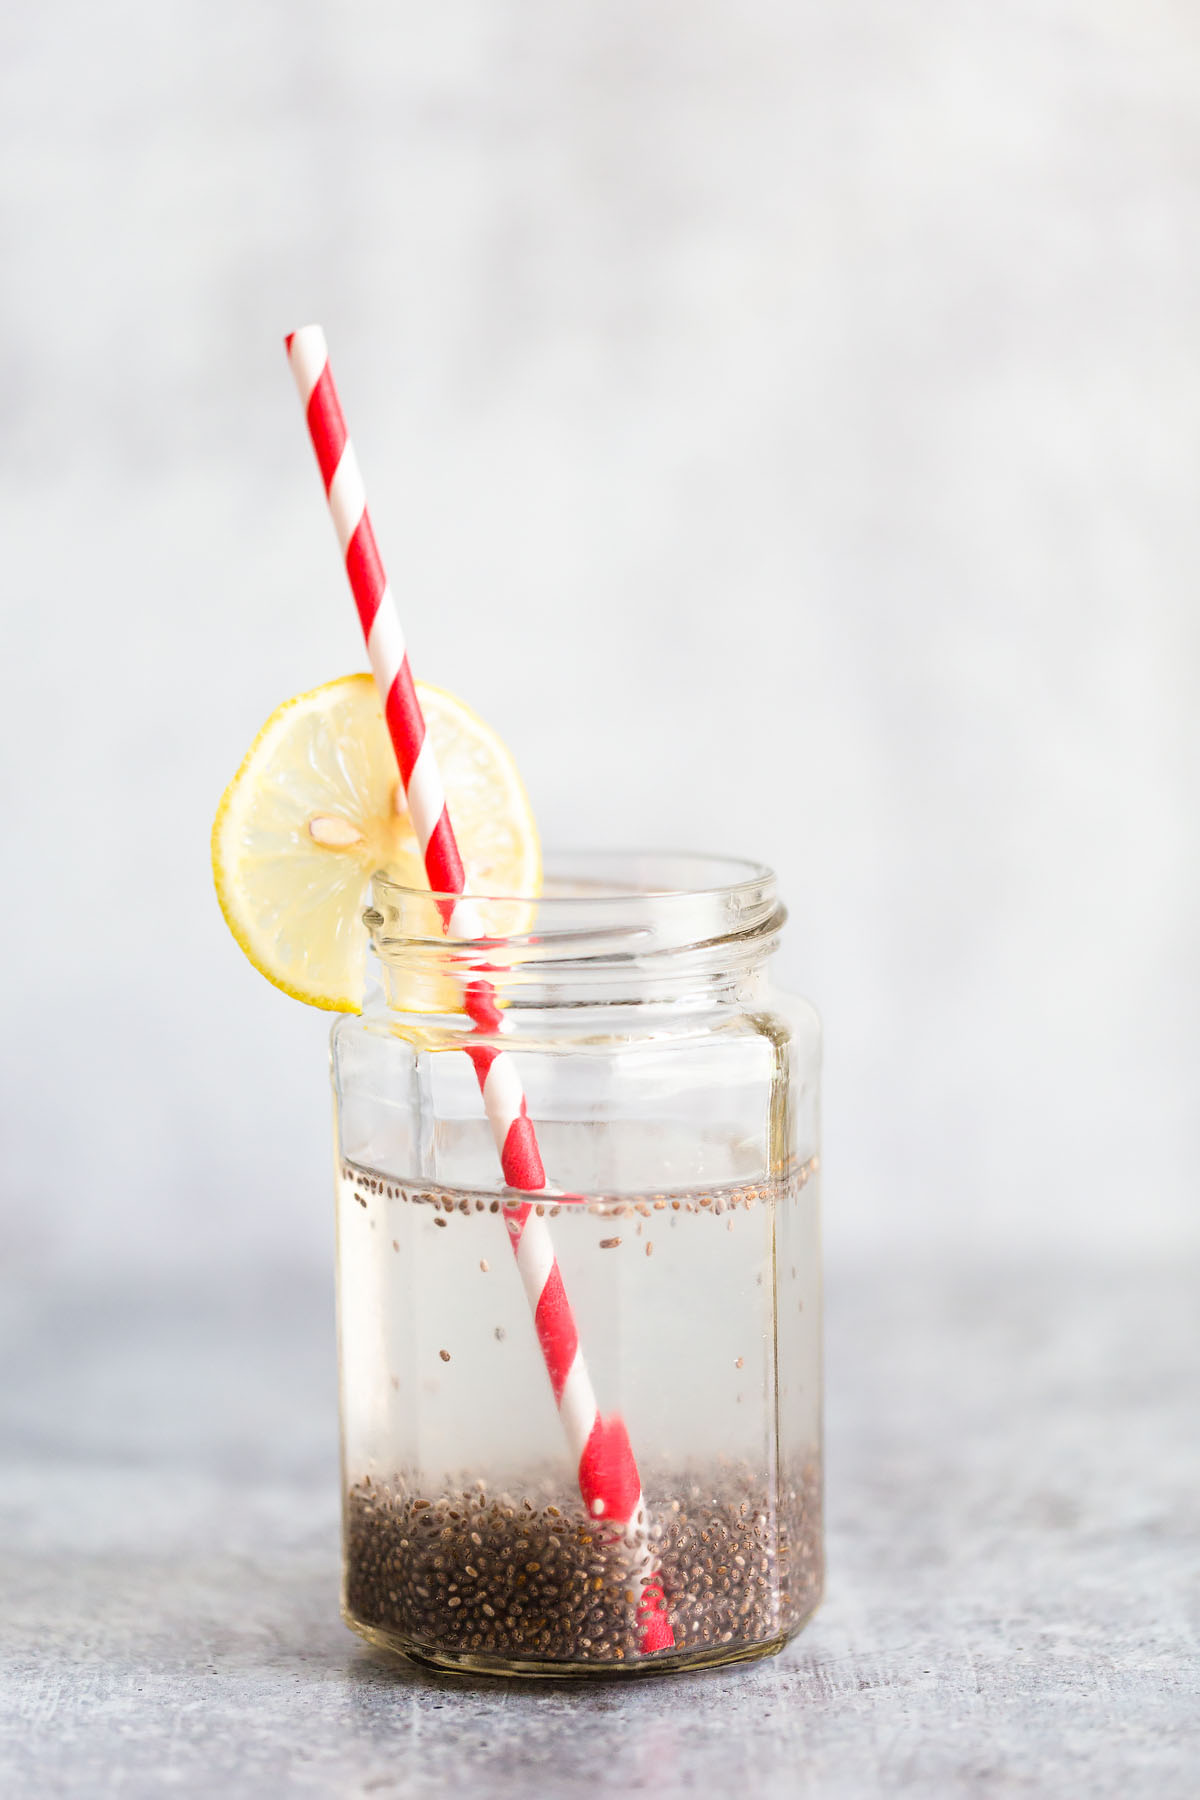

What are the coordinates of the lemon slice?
(212, 674, 541, 1012)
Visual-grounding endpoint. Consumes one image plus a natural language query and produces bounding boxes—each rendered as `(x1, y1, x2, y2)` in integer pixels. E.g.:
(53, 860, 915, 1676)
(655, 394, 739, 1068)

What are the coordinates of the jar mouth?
(373, 850, 774, 913)
(366, 849, 783, 989)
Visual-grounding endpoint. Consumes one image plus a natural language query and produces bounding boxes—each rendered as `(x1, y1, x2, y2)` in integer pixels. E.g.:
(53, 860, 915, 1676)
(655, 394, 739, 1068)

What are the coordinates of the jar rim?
(371, 848, 775, 911)
(366, 850, 783, 992)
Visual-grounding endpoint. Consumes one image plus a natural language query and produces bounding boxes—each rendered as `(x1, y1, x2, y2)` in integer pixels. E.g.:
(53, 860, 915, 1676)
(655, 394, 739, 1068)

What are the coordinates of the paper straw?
(286, 326, 672, 1655)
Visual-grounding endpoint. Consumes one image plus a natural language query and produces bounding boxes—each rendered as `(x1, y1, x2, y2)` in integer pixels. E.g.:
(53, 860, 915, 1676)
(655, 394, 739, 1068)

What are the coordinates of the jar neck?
(363, 852, 785, 1018)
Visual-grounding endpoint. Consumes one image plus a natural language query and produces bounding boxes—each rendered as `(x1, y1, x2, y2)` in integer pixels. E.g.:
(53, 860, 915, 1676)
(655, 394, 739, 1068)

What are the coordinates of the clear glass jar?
(332, 851, 822, 1677)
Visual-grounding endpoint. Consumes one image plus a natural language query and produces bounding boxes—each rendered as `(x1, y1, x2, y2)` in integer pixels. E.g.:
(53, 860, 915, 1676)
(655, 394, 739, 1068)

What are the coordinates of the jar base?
(344, 1601, 820, 1680)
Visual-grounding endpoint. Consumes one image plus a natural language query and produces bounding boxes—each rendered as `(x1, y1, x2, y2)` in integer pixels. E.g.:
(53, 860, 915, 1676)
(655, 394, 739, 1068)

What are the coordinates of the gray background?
(5, 1, 1197, 1280)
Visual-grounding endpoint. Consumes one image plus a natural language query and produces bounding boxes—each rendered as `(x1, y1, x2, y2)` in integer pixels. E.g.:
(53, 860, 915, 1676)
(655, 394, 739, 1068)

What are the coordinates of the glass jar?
(332, 851, 822, 1677)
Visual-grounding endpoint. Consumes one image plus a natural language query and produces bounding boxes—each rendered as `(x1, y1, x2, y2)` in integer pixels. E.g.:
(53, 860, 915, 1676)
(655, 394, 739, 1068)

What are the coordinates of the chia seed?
(344, 1461, 821, 1668)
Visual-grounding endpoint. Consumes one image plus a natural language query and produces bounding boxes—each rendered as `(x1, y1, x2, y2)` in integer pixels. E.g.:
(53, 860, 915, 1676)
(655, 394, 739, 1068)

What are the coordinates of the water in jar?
(337, 1155, 821, 1672)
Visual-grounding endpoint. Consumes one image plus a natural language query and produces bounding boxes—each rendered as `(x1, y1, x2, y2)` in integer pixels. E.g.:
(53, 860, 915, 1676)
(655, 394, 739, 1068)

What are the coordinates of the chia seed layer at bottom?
(344, 1463, 822, 1668)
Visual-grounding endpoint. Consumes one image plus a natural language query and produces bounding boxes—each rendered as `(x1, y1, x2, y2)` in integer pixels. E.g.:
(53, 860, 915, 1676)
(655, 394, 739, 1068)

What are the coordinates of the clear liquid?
(336, 1162, 821, 1672)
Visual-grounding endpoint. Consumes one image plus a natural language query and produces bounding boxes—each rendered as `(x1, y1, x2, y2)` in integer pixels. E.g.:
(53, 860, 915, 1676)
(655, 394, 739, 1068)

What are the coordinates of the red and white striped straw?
(286, 326, 672, 1655)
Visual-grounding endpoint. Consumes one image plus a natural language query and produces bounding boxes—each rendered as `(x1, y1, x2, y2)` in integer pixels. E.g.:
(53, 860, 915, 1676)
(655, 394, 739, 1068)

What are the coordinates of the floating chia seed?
(341, 1157, 817, 1224)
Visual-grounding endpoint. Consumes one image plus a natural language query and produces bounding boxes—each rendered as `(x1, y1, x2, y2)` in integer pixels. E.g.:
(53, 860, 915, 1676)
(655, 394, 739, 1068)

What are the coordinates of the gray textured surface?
(2, 1254, 1196, 1797)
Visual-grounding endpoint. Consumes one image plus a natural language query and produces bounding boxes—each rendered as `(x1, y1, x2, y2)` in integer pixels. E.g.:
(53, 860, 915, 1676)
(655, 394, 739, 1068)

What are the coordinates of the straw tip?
(284, 324, 325, 357)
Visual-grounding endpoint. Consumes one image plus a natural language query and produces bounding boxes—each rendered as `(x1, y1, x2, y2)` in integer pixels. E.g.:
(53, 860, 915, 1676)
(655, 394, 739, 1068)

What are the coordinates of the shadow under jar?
(332, 852, 822, 1677)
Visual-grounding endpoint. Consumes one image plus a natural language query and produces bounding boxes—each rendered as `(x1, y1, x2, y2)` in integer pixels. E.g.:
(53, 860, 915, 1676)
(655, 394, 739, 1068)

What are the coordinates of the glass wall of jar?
(332, 852, 821, 1677)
